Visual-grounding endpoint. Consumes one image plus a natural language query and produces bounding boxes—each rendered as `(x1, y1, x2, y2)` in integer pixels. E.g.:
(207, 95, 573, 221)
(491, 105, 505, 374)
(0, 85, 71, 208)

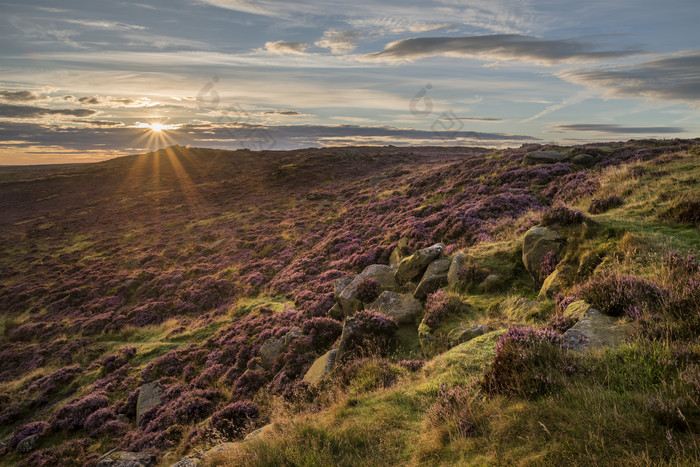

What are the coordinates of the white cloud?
(315, 30, 362, 54)
(263, 41, 309, 55)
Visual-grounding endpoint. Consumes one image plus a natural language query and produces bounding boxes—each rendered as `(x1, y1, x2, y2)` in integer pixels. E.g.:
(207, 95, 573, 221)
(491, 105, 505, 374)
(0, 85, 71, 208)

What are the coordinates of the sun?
(150, 123, 164, 132)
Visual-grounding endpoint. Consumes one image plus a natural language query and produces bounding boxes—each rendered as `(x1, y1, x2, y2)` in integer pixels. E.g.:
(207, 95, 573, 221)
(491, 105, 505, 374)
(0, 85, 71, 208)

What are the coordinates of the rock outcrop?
(562, 303, 631, 351)
(499, 296, 539, 321)
(414, 258, 451, 300)
(370, 291, 422, 325)
(447, 324, 489, 347)
(522, 226, 563, 284)
(97, 451, 157, 467)
(258, 327, 304, 369)
(389, 237, 412, 265)
(394, 243, 444, 284)
(446, 253, 467, 286)
(302, 349, 337, 385)
(338, 265, 400, 315)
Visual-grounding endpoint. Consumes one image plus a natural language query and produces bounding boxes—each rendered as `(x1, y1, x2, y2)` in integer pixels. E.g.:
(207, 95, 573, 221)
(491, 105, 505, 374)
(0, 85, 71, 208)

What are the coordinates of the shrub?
(210, 401, 260, 439)
(456, 263, 488, 288)
(84, 407, 117, 437)
(356, 278, 380, 303)
(302, 317, 343, 350)
(427, 384, 477, 438)
(397, 359, 425, 372)
(481, 327, 566, 398)
(545, 314, 579, 334)
(660, 194, 700, 224)
(554, 293, 577, 314)
(9, 421, 49, 449)
(588, 195, 624, 214)
(576, 274, 664, 318)
(422, 290, 465, 329)
(51, 392, 110, 431)
(541, 205, 584, 226)
(338, 310, 398, 358)
(539, 250, 558, 281)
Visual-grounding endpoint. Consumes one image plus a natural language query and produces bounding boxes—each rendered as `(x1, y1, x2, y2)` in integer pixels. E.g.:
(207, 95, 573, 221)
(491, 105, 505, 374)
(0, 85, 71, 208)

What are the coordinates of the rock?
(499, 296, 539, 321)
(370, 291, 422, 325)
(338, 265, 400, 315)
(563, 306, 630, 351)
(522, 226, 563, 285)
(479, 274, 504, 293)
(16, 434, 39, 453)
(522, 151, 570, 165)
(448, 325, 489, 347)
(258, 327, 304, 369)
(414, 258, 452, 300)
(537, 269, 562, 300)
(418, 321, 443, 358)
(394, 243, 445, 285)
(136, 381, 163, 425)
(244, 423, 274, 441)
(334, 275, 356, 301)
(302, 349, 337, 385)
(327, 303, 344, 320)
(447, 253, 467, 286)
(389, 237, 412, 266)
(572, 153, 595, 166)
(97, 451, 157, 467)
(563, 300, 596, 320)
(171, 457, 198, 467)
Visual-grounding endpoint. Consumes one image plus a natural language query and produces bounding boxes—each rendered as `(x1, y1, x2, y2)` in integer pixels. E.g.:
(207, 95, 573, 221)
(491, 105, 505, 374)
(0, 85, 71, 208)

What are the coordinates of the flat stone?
(563, 308, 630, 351)
(16, 434, 39, 453)
(447, 325, 489, 347)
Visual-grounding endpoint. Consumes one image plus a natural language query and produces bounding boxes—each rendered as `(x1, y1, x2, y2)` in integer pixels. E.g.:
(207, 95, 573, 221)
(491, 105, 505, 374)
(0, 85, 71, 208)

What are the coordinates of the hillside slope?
(0, 141, 698, 466)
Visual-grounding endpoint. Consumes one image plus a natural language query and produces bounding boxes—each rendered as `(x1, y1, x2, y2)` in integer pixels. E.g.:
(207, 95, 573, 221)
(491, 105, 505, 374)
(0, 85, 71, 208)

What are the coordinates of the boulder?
(499, 296, 539, 321)
(563, 307, 630, 351)
(136, 381, 163, 425)
(446, 253, 467, 286)
(414, 258, 452, 300)
(338, 265, 400, 315)
(302, 349, 337, 385)
(244, 423, 274, 441)
(479, 274, 504, 293)
(572, 153, 595, 166)
(523, 151, 570, 165)
(370, 291, 422, 325)
(327, 303, 344, 320)
(258, 327, 304, 369)
(537, 269, 562, 300)
(522, 226, 563, 284)
(389, 237, 412, 266)
(563, 300, 595, 320)
(16, 434, 39, 453)
(394, 243, 445, 284)
(447, 325, 489, 347)
(334, 275, 356, 301)
(171, 457, 199, 467)
(97, 451, 157, 467)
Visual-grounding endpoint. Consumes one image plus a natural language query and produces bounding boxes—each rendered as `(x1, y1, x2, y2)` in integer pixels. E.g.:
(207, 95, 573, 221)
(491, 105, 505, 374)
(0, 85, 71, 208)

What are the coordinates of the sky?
(0, 0, 699, 164)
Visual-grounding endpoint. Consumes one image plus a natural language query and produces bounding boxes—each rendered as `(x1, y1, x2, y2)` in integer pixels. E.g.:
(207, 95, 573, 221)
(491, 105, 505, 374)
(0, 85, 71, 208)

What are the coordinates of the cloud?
(442, 117, 502, 122)
(315, 30, 362, 54)
(0, 104, 96, 118)
(263, 40, 309, 55)
(0, 91, 42, 102)
(347, 18, 453, 34)
(63, 20, 146, 31)
(560, 52, 700, 103)
(554, 124, 685, 134)
(78, 96, 101, 105)
(263, 110, 303, 115)
(73, 96, 155, 108)
(365, 34, 643, 64)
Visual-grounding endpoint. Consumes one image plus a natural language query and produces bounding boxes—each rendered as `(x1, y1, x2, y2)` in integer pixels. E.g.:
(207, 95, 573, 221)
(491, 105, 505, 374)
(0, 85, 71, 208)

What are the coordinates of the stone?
(522, 151, 570, 165)
(572, 153, 595, 166)
(97, 451, 157, 467)
(447, 325, 489, 347)
(370, 291, 422, 325)
(394, 243, 445, 285)
(16, 434, 39, 453)
(563, 307, 630, 351)
(447, 253, 467, 286)
(327, 303, 344, 320)
(479, 274, 504, 293)
(389, 237, 412, 266)
(258, 327, 304, 369)
(171, 457, 198, 467)
(338, 264, 400, 315)
(244, 423, 274, 441)
(522, 226, 563, 285)
(414, 258, 452, 300)
(302, 349, 337, 385)
(537, 269, 562, 300)
(334, 275, 356, 301)
(563, 300, 596, 320)
(499, 296, 539, 321)
(136, 381, 163, 426)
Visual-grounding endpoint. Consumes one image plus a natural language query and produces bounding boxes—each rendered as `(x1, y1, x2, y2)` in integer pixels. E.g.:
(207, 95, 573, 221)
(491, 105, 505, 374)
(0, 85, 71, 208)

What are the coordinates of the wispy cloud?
(553, 123, 685, 134)
(0, 104, 96, 118)
(315, 30, 362, 54)
(263, 40, 309, 55)
(365, 34, 643, 64)
(62, 19, 146, 31)
(0, 91, 42, 102)
(560, 51, 700, 103)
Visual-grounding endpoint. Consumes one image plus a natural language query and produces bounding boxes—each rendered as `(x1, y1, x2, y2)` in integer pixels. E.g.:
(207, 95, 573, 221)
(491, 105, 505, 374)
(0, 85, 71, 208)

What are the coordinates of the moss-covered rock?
(394, 243, 444, 284)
